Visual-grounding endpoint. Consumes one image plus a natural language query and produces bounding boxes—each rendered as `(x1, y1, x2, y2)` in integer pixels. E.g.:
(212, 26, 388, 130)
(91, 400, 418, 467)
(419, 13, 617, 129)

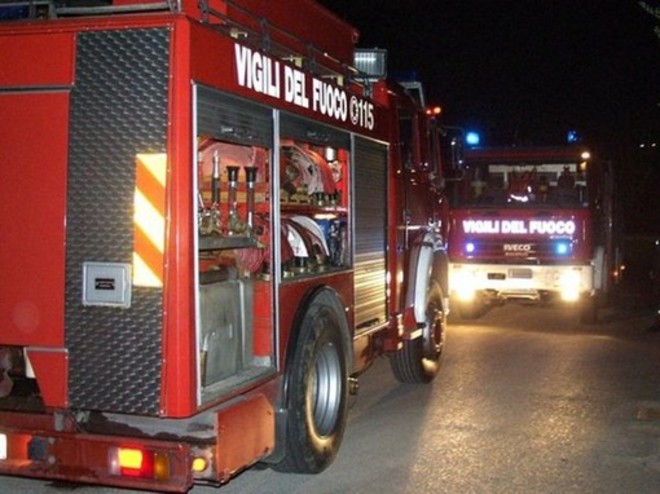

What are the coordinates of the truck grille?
(468, 238, 571, 264)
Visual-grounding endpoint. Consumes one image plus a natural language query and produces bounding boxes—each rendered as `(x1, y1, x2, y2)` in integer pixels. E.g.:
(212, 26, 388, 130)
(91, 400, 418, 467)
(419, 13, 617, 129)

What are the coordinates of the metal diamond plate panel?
(65, 28, 170, 415)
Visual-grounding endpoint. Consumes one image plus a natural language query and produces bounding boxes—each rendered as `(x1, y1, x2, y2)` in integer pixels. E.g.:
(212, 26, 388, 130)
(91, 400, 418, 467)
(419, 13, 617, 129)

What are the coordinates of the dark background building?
(322, 0, 660, 235)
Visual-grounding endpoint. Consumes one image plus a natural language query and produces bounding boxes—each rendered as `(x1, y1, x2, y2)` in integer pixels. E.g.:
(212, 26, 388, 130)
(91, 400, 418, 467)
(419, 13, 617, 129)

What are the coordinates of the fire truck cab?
(447, 145, 621, 322)
(0, 0, 449, 491)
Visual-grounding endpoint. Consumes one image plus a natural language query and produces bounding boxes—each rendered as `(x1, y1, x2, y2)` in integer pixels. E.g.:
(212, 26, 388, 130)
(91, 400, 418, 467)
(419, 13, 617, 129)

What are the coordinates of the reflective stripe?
(133, 153, 166, 287)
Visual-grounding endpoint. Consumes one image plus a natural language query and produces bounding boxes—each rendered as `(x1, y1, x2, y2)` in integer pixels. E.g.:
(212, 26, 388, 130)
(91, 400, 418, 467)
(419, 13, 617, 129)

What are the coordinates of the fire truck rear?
(447, 145, 621, 322)
(0, 0, 450, 491)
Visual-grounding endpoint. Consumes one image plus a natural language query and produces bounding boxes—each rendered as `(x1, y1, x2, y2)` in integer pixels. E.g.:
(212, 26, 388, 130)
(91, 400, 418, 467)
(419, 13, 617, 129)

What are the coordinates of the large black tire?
(274, 295, 349, 473)
(390, 280, 446, 383)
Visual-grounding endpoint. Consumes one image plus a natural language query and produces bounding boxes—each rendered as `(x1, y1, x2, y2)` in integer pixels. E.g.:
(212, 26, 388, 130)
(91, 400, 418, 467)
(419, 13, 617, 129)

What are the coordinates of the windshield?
(455, 161, 588, 208)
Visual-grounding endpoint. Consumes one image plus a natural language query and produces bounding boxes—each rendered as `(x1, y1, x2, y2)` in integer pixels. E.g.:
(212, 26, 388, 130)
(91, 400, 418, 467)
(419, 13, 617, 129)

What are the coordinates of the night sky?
(320, 0, 660, 234)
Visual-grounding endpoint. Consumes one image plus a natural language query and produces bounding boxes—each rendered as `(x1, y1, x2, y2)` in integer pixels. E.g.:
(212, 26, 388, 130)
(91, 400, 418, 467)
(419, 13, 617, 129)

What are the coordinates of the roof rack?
(57, 1, 178, 16)
(0, 0, 178, 19)
(0, 0, 372, 92)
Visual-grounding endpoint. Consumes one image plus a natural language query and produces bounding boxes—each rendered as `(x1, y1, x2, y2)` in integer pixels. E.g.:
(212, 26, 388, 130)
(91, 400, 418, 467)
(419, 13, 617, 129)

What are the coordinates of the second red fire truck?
(0, 0, 450, 491)
(447, 144, 622, 322)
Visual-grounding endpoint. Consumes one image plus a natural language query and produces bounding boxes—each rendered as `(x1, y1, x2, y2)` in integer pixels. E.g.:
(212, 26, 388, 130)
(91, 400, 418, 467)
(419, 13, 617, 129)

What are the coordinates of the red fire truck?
(0, 0, 450, 491)
(447, 144, 622, 322)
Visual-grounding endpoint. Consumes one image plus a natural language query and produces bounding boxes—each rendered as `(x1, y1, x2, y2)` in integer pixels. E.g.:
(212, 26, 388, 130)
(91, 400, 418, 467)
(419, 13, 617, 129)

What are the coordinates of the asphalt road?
(3, 297, 660, 494)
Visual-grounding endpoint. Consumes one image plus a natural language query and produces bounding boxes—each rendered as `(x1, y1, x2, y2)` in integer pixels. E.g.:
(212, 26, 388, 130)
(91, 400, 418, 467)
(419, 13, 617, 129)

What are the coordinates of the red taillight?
(0, 432, 31, 461)
(109, 447, 170, 480)
(120, 448, 151, 477)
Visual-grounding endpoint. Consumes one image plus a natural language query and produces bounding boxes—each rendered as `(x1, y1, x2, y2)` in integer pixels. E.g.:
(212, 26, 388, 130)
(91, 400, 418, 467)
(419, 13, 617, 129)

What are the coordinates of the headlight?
(453, 271, 476, 301)
(559, 271, 581, 302)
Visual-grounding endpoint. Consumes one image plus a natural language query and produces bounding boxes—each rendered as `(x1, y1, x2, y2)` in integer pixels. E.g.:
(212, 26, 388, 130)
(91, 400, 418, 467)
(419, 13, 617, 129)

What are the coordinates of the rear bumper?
(0, 411, 193, 493)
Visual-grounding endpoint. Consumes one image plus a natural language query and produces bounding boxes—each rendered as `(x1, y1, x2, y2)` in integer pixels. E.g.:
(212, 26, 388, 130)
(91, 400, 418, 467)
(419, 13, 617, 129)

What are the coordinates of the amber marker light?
(192, 456, 209, 473)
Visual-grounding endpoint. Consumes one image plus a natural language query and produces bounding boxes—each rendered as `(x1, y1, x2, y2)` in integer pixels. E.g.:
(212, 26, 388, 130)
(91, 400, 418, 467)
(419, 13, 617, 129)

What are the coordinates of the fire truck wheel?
(390, 280, 446, 383)
(275, 296, 349, 473)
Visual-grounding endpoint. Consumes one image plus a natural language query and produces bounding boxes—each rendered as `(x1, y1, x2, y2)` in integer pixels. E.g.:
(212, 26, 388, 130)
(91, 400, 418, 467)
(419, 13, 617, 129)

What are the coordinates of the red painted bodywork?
(0, 91, 69, 348)
(448, 208, 593, 264)
(0, 1, 446, 491)
(448, 145, 603, 266)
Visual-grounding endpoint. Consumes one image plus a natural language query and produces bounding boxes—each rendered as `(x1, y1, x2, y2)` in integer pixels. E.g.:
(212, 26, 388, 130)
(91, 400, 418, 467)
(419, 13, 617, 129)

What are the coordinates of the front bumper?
(449, 262, 594, 302)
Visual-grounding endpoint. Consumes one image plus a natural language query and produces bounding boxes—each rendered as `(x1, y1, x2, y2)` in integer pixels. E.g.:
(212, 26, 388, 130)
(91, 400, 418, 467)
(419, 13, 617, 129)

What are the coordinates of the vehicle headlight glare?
(454, 272, 476, 301)
(559, 271, 580, 302)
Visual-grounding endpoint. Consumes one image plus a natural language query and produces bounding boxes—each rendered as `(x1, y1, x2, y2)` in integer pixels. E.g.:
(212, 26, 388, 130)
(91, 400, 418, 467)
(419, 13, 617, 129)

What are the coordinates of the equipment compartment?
(199, 278, 253, 388)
